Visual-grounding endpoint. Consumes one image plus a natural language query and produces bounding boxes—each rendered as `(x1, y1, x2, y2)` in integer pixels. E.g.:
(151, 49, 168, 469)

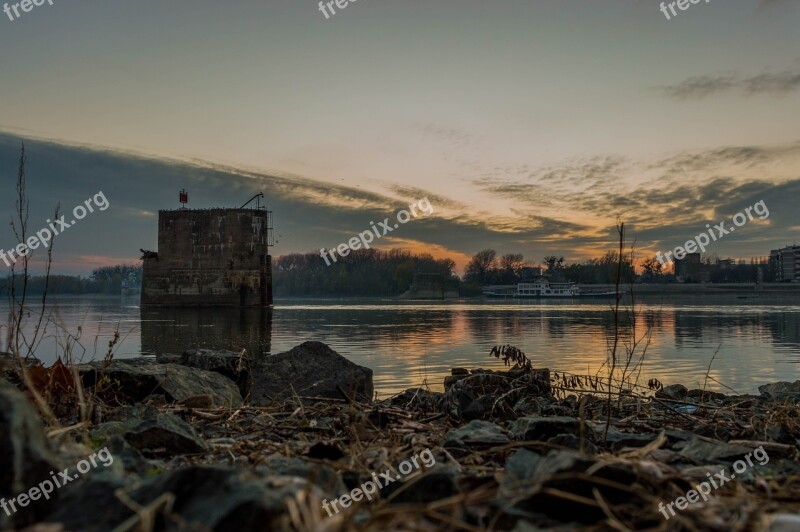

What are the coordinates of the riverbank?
(1, 343, 799, 530)
(584, 283, 800, 297)
(487, 282, 800, 300)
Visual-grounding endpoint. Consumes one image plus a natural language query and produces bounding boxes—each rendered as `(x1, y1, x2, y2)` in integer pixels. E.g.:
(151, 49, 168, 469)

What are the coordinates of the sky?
(0, 0, 799, 274)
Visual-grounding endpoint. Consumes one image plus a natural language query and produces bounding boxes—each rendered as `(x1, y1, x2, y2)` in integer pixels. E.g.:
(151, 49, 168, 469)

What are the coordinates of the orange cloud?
(375, 237, 473, 273)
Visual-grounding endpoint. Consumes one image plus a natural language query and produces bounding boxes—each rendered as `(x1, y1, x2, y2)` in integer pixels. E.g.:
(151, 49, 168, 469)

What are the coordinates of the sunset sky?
(1, 0, 799, 274)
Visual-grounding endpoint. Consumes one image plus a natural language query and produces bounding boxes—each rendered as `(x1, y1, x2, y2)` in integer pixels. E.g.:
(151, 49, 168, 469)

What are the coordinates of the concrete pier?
(142, 208, 273, 307)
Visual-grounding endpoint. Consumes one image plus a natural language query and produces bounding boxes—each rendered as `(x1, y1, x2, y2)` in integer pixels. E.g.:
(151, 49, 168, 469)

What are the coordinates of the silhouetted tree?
(464, 249, 497, 286)
(499, 253, 525, 283)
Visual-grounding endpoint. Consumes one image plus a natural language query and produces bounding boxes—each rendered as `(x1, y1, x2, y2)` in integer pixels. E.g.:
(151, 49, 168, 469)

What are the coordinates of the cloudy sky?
(1, 0, 799, 274)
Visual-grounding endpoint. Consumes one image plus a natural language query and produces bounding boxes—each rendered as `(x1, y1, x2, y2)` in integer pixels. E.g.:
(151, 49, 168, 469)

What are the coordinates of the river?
(3, 294, 800, 398)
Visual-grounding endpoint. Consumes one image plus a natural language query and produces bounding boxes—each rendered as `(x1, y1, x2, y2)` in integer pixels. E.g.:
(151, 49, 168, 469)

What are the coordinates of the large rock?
(385, 388, 444, 411)
(497, 449, 640, 525)
(43, 466, 330, 531)
(759, 380, 800, 401)
(80, 359, 242, 408)
(600, 426, 660, 451)
(445, 420, 510, 448)
(250, 342, 373, 404)
(256, 455, 347, 497)
(443, 369, 551, 422)
(380, 467, 461, 504)
(124, 413, 208, 456)
(508, 416, 583, 442)
(179, 349, 250, 396)
(0, 381, 62, 528)
(679, 437, 760, 464)
(655, 383, 688, 401)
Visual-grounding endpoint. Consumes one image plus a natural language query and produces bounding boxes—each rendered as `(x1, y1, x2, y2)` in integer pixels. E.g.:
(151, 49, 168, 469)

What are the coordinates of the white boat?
(516, 280, 579, 297)
(484, 279, 618, 299)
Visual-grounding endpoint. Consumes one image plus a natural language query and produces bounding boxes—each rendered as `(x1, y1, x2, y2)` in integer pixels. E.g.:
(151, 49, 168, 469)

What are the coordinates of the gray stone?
(44, 466, 328, 531)
(539, 405, 575, 417)
(250, 341, 373, 404)
(80, 359, 242, 408)
(385, 388, 444, 411)
(498, 449, 639, 524)
(759, 380, 800, 400)
(655, 383, 688, 400)
(105, 435, 161, 476)
(445, 420, 510, 447)
(155, 353, 181, 364)
(180, 348, 250, 395)
(103, 404, 159, 423)
(602, 426, 659, 451)
(768, 514, 800, 532)
(503, 448, 544, 488)
(679, 437, 759, 464)
(255, 454, 347, 497)
(91, 420, 134, 441)
(461, 394, 497, 421)
(124, 413, 208, 456)
(691, 423, 732, 441)
(686, 389, 726, 402)
(381, 467, 461, 504)
(41, 476, 132, 531)
(179, 394, 215, 408)
(512, 396, 545, 417)
(548, 434, 598, 455)
(0, 381, 62, 527)
(508, 416, 583, 442)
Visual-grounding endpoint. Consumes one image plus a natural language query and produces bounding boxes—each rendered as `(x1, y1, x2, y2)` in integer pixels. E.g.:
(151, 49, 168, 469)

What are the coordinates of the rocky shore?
(1, 342, 799, 531)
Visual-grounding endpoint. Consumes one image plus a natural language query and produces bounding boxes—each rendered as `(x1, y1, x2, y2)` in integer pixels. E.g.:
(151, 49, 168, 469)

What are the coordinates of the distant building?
(770, 245, 800, 283)
(142, 206, 274, 306)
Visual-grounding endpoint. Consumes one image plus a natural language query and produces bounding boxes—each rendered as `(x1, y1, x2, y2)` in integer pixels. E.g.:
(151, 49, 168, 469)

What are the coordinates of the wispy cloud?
(469, 141, 800, 258)
(3, 133, 798, 274)
(658, 65, 800, 99)
(416, 123, 481, 149)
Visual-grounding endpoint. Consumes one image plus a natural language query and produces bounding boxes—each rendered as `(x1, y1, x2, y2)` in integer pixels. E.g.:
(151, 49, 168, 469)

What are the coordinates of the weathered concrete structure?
(142, 208, 273, 306)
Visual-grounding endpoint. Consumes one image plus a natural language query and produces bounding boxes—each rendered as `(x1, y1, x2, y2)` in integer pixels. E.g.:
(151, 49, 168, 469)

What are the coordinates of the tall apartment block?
(770, 245, 800, 283)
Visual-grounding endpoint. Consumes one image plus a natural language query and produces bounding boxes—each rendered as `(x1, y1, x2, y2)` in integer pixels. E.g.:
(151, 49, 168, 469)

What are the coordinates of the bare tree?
(500, 253, 525, 281)
(464, 249, 497, 285)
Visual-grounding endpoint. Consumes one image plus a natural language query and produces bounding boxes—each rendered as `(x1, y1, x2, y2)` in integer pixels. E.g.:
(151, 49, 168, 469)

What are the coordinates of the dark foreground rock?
(445, 419, 510, 448)
(124, 413, 208, 456)
(496, 448, 643, 526)
(250, 341, 373, 404)
(508, 415, 585, 441)
(5, 344, 800, 531)
(80, 359, 242, 408)
(179, 348, 251, 397)
(759, 380, 800, 401)
(43, 466, 331, 532)
(0, 381, 62, 528)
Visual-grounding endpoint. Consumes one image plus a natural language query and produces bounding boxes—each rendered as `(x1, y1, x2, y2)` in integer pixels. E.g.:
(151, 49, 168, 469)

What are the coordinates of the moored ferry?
(484, 279, 617, 299)
(516, 280, 580, 297)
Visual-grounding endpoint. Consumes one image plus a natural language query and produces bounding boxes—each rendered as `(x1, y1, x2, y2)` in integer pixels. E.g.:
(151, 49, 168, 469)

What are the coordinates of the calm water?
(3, 294, 800, 398)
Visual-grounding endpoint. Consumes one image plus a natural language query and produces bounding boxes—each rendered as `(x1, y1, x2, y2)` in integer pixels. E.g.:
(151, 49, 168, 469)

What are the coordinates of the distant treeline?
(273, 249, 458, 296)
(0, 264, 142, 295)
(0, 250, 779, 299)
(463, 249, 637, 288)
(464, 249, 775, 286)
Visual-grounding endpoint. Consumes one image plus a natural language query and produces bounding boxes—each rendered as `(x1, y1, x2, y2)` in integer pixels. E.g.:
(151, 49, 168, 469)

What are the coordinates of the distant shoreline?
(581, 282, 800, 296)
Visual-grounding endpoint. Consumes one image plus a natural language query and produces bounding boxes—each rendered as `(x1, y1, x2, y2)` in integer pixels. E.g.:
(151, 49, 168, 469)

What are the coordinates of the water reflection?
(140, 307, 272, 358)
(4, 296, 800, 397)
